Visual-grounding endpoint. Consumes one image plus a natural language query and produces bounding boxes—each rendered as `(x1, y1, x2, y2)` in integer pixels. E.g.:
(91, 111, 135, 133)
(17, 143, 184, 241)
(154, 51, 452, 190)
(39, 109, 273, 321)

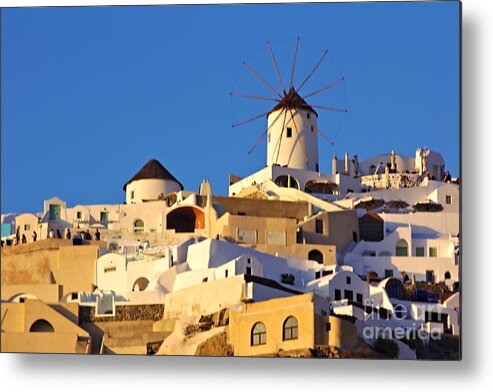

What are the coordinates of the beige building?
(208, 195, 357, 265)
(1, 239, 106, 302)
(1, 299, 91, 354)
(228, 292, 359, 356)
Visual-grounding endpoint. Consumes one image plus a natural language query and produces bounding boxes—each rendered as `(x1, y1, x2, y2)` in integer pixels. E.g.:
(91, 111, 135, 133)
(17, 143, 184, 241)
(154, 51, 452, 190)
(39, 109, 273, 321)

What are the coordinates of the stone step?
(106, 331, 165, 348)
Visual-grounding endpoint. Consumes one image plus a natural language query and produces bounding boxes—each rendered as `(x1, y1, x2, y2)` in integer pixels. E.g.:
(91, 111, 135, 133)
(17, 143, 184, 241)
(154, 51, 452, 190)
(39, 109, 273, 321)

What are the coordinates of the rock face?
(194, 332, 233, 357)
(81, 304, 164, 323)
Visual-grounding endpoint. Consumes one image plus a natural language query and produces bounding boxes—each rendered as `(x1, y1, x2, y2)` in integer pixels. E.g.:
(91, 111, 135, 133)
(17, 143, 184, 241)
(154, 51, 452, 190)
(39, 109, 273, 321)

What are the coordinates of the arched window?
(308, 249, 324, 264)
(304, 180, 338, 195)
(134, 219, 144, 233)
(395, 239, 408, 256)
(251, 322, 266, 346)
(29, 319, 55, 333)
(133, 277, 150, 291)
(274, 175, 300, 190)
(444, 271, 451, 280)
(283, 316, 298, 341)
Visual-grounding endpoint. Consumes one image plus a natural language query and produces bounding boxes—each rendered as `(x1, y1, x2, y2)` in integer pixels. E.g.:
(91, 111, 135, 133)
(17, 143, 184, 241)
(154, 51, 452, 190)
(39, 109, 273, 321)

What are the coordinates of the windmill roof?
(269, 87, 318, 117)
(123, 159, 184, 191)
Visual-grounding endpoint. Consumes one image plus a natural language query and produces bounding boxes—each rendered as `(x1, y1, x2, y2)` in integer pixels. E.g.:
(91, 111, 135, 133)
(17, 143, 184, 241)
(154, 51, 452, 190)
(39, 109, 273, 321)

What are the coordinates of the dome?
(123, 159, 183, 191)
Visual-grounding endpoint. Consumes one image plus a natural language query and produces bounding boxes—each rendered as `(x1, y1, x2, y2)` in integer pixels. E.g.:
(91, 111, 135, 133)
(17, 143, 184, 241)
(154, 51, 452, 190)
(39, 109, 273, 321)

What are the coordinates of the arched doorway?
(166, 207, 205, 233)
(133, 277, 150, 291)
(308, 249, 324, 264)
(395, 239, 409, 256)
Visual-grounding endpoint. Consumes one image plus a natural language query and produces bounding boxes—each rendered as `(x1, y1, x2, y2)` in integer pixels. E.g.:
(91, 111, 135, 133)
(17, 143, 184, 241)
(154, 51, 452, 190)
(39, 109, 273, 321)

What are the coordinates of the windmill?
(230, 37, 348, 173)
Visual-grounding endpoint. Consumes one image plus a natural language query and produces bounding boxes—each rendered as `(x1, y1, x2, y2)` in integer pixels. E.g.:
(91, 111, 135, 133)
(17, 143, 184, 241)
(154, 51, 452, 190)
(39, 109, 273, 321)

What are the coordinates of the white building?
(344, 225, 458, 284)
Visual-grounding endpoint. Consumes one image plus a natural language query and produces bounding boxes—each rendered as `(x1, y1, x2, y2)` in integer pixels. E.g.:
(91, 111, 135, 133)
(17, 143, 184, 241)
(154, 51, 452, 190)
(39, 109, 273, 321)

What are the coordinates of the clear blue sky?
(1, 1, 460, 214)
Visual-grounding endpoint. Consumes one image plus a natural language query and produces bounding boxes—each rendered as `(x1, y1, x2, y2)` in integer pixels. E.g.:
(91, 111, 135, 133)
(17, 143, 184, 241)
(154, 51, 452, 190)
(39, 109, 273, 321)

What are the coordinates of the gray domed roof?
(123, 159, 184, 191)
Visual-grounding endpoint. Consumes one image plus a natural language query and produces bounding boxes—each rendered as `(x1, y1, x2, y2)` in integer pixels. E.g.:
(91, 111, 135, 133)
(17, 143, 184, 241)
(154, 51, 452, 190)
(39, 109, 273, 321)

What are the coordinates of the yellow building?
(1, 239, 106, 302)
(1, 299, 91, 354)
(228, 293, 360, 357)
(228, 293, 327, 356)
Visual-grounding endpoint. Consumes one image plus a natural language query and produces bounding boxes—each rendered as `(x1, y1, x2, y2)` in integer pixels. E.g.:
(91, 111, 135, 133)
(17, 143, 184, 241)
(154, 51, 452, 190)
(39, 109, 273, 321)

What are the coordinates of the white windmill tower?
(266, 87, 319, 171)
(231, 37, 347, 174)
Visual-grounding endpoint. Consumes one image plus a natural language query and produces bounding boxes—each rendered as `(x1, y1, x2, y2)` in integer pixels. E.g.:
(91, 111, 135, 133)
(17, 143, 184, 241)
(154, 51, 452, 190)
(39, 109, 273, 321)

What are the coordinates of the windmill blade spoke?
(268, 41, 286, 93)
(302, 77, 345, 100)
(243, 61, 283, 99)
(296, 49, 328, 93)
(273, 107, 289, 164)
(248, 108, 286, 155)
(288, 107, 308, 165)
(289, 37, 300, 90)
(232, 110, 270, 128)
(230, 92, 280, 102)
(310, 104, 348, 113)
(300, 115, 334, 146)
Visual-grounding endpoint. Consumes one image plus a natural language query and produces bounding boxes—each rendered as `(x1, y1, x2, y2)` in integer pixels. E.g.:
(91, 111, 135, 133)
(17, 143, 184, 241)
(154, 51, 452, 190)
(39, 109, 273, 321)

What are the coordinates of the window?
(356, 293, 363, 304)
(316, 163, 319, 172)
(426, 270, 435, 284)
(344, 290, 353, 301)
(283, 316, 298, 341)
(362, 250, 376, 256)
(225, 270, 228, 278)
(24, 224, 30, 231)
(315, 271, 321, 279)
(446, 195, 452, 205)
(49, 204, 61, 220)
(131, 190, 135, 199)
(346, 276, 351, 285)
(267, 231, 286, 246)
(334, 289, 341, 301)
(416, 247, 425, 257)
(429, 247, 438, 257)
(202, 277, 208, 283)
(353, 231, 358, 242)
(238, 229, 257, 244)
(306, 112, 311, 119)
(100, 211, 109, 223)
(268, 132, 271, 142)
(133, 219, 144, 232)
(287, 127, 292, 138)
(311, 126, 314, 132)
(315, 219, 323, 234)
(396, 239, 408, 256)
(251, 322, 266, 346)
(385, 269, 394, 278)
(246, 266, 252, 276)
(76, 211, 82, 220)
(29, 319, 55, 333)
(444, 271, 451, 280)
